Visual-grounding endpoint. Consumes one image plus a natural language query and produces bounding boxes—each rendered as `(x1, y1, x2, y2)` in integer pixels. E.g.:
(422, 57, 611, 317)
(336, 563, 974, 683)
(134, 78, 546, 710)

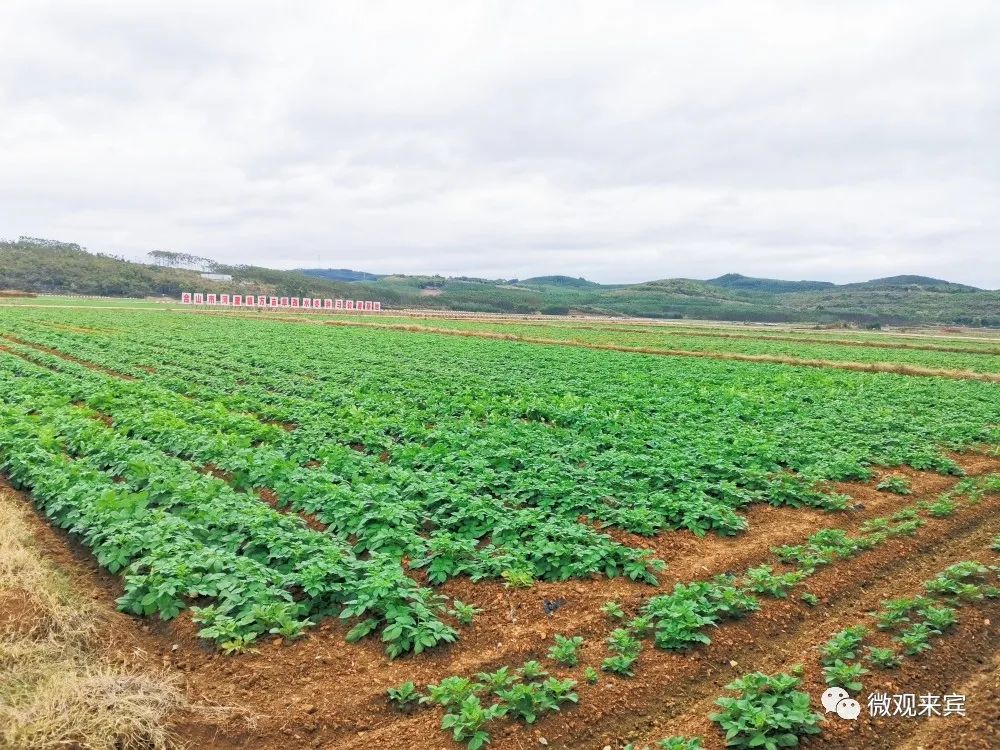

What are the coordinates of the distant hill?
(707, 273, 835, 294)
(298, 268, 385, 282)
(2, 237, 998, 326)
(841, 275, 981, 292)
(519, 275, 604, 289)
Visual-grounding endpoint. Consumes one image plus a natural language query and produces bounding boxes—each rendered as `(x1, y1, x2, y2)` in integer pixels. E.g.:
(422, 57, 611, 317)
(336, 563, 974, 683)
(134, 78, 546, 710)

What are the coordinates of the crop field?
(1, 303, 999, 750)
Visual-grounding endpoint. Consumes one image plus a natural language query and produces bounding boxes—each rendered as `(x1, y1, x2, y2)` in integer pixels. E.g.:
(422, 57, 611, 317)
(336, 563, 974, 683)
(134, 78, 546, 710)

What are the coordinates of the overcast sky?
(2, 2, 999, 286)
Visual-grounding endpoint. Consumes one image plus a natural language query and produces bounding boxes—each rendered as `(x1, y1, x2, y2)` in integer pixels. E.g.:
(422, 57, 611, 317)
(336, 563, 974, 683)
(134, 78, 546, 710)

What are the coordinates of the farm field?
(1, 303, 999, 750)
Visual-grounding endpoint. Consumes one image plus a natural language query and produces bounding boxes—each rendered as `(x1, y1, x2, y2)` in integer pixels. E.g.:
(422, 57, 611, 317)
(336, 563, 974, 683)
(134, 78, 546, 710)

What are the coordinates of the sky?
(2, 1, 999, 287)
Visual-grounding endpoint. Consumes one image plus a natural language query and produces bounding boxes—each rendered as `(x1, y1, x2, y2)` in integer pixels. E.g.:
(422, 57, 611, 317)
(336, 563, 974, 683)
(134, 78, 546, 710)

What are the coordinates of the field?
(1, 301, 999, 750)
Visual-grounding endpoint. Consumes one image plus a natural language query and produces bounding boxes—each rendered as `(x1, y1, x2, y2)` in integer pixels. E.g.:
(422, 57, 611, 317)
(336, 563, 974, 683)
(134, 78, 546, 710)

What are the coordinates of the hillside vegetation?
(2, 237, 998, 326)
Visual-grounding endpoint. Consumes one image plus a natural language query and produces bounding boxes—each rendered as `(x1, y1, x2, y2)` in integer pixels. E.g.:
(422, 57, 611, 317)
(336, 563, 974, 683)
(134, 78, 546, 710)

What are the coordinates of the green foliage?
(820, 626, 869, 664)
(921, 497, 956, 518)
(710, 670, 822, 750)
(451, 599, 481, 625)
(743, 565, 805, 598)
(894, 623, 935, 656)
(866, 646, 902, 669)
(601, 600, 625, 620)
(822, 660, 869, 693)
(799, 592, 819, 607)
(876, 474, 911, 495)
(601, 653, 638, 677)
(547, 634, 585, 666)
(387, 681, 423, 709)
(441, 696, 506, 750)
(656, 739, 703, 750)
(517, 661, 548, 681)
(644, 578, 759, 652)
(475, 667, 516, 695)
(423, 676, 481, 710)
(583, 666, 599, 684)
(607, 628, 642, 659)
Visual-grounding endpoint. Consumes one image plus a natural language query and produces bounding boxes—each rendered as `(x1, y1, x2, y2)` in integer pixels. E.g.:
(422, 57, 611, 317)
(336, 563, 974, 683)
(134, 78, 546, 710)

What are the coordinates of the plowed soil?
(3, 453, 999, 750)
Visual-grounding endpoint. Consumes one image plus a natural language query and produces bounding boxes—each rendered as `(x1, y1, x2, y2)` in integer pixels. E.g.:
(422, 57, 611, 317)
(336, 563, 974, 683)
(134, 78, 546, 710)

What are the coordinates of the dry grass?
(0, 490, 184, 750)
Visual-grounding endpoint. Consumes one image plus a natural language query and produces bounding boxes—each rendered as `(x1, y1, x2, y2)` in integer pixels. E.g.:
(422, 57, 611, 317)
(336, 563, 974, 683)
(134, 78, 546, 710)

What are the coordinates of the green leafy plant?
(922, 497, 956, 518)
(387, 681, 423, 710)
(517, 660, 548, 681)
(894, 623, 935, 656)
(601, 600, 625, 620)
(743, 565, 804, 598)
(583, 666, 599, 684)
(607, 628, 642, 659)
(876, 474, 911, 495)
(501, 569, 534, 588)
(475, 667, 516, 695)
(656, 739, 703, 750)
(866, 646, 902, 669)
(799, 591, 819, 607)
(602, 653, 637, 677)
(822, 660, 869, 693)
(710, 670, 821, 750)
(548, 634, 585, 666)
(423, 676, 481, 710)
(820, 625, 868, 664)
(450, 599, 481, 625)
(441, 695, 506, 750)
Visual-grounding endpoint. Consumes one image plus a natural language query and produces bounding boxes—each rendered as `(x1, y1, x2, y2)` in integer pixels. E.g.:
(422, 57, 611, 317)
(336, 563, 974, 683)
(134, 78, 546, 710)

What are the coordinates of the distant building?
(200, 272, 232, 282)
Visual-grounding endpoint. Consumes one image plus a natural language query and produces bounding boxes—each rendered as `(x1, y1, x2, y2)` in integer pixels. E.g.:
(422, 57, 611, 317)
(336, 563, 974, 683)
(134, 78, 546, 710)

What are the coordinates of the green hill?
(2, 237, 997, 326)
(706, 273, 835, 294)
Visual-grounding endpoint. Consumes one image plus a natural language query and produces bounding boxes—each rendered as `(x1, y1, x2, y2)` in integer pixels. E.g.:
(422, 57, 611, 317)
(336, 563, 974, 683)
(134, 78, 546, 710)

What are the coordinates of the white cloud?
(1, 0, 999, 286)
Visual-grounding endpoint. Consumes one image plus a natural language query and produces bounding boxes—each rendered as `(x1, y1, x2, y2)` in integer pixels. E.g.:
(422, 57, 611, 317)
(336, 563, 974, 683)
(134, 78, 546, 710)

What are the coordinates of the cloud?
(1, 0, 999, 286)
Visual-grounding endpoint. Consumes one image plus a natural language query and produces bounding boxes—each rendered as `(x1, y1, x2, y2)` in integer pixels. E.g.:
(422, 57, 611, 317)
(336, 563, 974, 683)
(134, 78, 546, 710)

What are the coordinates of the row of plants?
(820, 559, 1000, 696)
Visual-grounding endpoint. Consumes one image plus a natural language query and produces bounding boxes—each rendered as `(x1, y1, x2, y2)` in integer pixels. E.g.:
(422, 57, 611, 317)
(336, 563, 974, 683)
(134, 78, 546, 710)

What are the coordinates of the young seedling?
(583, 666, 599, 684)
(387, 681, 423, 710)
(867, 646, 902, 669)
(451, 599, 481, 625)
(822, 660, 869, 693)
(475, 666, 516, 695)
(517, 660, 548, 681)
(800, 591, 819, 607)
(547, 634, 585, 666)
(441, 695, 506, 750)
(601, 600, 625, 620)
(602, 653, 637, 677)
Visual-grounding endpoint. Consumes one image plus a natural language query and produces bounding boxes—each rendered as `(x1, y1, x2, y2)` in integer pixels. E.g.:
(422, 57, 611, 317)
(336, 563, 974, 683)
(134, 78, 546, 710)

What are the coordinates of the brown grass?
(0, 490, 184, 750)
